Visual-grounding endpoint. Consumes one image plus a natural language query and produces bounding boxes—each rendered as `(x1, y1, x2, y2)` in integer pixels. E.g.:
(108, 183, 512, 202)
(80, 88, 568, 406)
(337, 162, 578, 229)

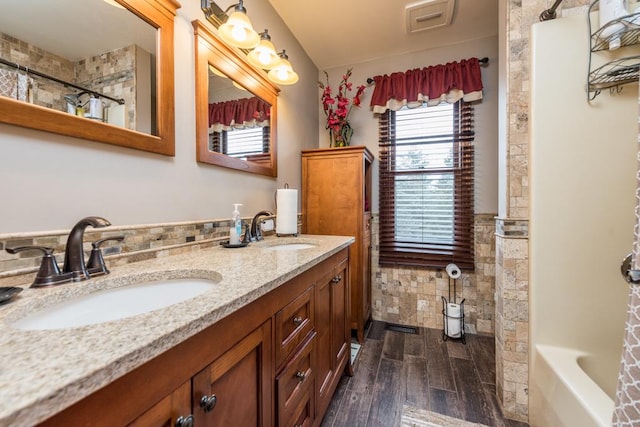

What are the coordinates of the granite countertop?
(0, 234, 354, 427)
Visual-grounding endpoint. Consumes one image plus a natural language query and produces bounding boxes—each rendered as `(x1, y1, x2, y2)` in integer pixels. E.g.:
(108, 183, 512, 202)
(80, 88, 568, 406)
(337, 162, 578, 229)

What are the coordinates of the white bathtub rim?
(535, 344, 614, 427)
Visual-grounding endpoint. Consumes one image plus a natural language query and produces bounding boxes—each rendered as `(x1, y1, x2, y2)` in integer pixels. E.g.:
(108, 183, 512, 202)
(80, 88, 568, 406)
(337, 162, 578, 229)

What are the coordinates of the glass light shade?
(232, 80, 248, 91)
(247, 38, 281, 70)
(219, 10, 260, 49)
(208, 64, 227, 78)
(268, 57, 299, 85)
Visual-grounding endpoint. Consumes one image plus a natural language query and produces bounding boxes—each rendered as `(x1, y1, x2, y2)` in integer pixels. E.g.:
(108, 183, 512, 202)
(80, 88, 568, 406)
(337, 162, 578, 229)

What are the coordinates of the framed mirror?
(0, 0, 179, 156)
(193, 20, 279, 177)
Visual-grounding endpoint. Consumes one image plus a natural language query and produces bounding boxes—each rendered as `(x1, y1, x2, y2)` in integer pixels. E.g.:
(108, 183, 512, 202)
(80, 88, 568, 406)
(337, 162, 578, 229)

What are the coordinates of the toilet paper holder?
(442, 262, 466, 343)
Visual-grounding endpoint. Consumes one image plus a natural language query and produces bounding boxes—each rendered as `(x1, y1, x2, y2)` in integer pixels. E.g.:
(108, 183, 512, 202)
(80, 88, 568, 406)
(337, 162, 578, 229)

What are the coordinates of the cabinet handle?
(175, 415, 194, 427)
(200, 394, 218, 413)
(295, 371, 306, 382)
(331, 275, 342, 284)
(293, 316, 304, 326)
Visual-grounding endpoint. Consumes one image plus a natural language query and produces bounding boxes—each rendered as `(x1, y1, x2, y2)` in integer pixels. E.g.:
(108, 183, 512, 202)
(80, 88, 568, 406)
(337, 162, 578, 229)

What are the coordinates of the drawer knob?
(295, 371, 306, 382)
(293, 316, 304, 326)
(200, 394, 218, 413)
(175, 415, 194, 427)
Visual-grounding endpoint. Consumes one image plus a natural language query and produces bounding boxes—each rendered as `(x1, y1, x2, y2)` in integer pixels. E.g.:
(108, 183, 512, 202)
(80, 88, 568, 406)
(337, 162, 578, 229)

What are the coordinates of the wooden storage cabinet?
(315, 256, 350, 417)
(276, 334, 316, 426)
(302, 146, 373, 342)
(127, 381, 191, 427)
(39, 248, 350, 427)
(275, 285, 315, 369)
(193, 321, 272, 427)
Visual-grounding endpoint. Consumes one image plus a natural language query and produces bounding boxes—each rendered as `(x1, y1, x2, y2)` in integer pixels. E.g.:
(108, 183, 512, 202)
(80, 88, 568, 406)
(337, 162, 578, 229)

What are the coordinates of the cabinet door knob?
(200, 394, 218, 413)
(175, 415, 194, 427)
(331, 275, 342, 284)
(295, 371, 306, 382)
(293, 316, 304, 326)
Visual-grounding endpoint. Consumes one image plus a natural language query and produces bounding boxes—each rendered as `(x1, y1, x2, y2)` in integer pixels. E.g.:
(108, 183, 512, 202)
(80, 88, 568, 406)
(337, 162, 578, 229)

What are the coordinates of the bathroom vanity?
(0, 235, 353, 427)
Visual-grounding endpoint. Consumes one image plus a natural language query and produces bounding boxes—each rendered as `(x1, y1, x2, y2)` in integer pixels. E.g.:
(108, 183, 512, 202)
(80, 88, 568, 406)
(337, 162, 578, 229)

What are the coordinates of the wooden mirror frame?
(193, 20, 279, 177)
(0, 0, 179, 156)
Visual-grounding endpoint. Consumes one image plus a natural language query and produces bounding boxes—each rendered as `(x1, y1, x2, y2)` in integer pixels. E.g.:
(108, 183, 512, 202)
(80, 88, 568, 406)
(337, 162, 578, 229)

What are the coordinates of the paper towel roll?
(445, 303, 462, 338)
(276, 188, 298, 235)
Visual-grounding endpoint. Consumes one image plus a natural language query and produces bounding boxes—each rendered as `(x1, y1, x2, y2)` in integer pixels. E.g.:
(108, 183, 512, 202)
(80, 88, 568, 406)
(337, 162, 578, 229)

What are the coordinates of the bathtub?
(530, 345, 615, 427)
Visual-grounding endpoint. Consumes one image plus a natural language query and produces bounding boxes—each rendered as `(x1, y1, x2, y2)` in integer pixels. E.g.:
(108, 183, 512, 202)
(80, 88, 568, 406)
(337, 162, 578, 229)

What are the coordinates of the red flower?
(318, 68, 366, 144)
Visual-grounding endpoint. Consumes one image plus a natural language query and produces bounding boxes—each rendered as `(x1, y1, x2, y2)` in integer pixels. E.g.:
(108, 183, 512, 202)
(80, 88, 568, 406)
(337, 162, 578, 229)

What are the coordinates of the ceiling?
(268, 0, 499, 70)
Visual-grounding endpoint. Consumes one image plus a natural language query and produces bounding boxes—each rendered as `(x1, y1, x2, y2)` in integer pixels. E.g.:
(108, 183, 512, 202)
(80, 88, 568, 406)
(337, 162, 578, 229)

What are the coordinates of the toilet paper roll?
(276, 188, 298, 235)
(445, 263, 461, 279)
(445, 303, 462, 338)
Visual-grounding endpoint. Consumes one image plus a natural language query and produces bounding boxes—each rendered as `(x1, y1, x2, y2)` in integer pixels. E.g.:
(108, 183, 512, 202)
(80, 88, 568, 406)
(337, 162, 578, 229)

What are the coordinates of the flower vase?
(331, 123, 353, 148)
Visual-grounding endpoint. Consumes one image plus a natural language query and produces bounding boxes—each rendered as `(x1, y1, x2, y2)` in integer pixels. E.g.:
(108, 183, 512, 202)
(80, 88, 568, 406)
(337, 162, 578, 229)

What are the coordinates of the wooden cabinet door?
(331, 258, 349, 371)
(127, 381, 192, 427)
(315, 255, 350, 416)
(192, 320, 272, 427)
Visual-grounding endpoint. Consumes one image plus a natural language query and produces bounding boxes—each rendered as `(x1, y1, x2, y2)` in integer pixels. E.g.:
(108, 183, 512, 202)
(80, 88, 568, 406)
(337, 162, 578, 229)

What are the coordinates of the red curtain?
(208, 96, 271, 128)
(370, 57, 483, 113)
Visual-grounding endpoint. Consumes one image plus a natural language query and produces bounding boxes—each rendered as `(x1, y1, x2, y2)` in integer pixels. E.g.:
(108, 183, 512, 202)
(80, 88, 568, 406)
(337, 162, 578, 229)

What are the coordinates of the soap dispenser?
(230, 203, 243, 245)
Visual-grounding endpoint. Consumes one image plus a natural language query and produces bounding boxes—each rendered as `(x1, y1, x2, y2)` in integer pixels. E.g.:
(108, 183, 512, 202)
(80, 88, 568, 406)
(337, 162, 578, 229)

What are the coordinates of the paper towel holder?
(275, 183, 299, 237)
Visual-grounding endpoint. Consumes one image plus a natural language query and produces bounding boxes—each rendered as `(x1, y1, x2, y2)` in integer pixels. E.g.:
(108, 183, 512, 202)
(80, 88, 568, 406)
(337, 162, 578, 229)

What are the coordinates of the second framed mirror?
(193, 20, 279, 177)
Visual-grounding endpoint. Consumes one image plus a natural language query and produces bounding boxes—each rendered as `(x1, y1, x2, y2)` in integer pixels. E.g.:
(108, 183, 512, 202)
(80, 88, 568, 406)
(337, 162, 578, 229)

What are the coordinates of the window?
(210, 126, 270, 160)
(378, 101, 475, 270)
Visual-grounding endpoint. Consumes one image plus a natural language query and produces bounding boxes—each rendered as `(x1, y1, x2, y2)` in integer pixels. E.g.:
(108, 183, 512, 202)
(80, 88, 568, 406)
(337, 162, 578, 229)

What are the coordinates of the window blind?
(378, 101, 475, 270)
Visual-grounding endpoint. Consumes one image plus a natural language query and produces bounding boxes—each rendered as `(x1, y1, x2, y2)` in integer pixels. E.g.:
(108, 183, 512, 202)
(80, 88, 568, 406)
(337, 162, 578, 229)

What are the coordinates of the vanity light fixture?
(218, 0, 260, 49)
(232, 80, 248, 91)
(208, 64, 228, 78)
(267, 50, 299, 85)
(247, 30, 281, 70)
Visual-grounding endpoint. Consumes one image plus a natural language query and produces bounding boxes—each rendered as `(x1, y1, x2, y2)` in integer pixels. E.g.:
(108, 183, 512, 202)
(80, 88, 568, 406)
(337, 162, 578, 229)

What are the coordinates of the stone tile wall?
(0, 32, 138, 125)
(498, 0, 590, 422)
(371, 213, 497, 335)
(0, 216, 293, 288)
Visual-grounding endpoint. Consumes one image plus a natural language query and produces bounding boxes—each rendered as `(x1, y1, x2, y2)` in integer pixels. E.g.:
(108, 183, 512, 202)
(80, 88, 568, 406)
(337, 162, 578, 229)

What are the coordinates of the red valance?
(369, 57, 483, 113)
(208, 96, 271, 131)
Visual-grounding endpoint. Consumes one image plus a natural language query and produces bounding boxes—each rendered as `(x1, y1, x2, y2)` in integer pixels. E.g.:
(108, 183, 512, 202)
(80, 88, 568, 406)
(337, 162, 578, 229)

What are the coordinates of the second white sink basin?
(13, 278, 219, 330)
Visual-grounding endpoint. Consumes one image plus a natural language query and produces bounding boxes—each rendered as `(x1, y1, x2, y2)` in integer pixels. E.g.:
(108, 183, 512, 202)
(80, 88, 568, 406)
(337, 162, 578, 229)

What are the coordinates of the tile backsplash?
(0, 216, 297, 287)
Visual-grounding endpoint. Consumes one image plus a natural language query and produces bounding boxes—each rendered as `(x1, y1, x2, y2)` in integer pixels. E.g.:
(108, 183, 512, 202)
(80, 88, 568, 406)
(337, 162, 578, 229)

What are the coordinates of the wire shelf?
(587, 0, 640, 101)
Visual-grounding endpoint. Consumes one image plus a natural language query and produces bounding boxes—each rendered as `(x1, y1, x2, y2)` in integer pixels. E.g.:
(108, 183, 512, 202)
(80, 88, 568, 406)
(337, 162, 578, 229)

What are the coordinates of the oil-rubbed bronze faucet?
(62, 216, 111, 281)
(250, 210, 274, 241)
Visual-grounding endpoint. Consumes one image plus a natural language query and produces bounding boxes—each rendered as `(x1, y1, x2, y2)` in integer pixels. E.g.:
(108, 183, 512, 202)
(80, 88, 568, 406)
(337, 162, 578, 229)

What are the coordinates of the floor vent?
(385, 323, 419, 334)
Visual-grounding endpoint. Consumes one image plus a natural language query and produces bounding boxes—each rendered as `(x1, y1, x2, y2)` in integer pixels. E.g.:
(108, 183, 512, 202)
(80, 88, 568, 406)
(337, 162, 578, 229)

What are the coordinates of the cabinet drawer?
(276, 334, 315, 427)
(275, 285, 315, 368)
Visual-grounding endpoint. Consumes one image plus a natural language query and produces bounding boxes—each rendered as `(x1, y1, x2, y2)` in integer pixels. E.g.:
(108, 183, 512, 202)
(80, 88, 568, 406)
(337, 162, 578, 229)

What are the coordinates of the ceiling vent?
(405, 0, 455, 34)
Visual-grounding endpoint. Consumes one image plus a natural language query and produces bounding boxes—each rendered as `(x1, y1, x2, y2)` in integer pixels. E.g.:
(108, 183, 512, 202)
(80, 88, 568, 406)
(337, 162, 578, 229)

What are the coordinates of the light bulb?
(259, 50, 271, 65)
(231, 25, 247, 42)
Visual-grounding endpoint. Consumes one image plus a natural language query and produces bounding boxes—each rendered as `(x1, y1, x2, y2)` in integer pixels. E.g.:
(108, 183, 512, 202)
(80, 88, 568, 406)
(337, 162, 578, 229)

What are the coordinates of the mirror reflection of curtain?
(208, 96, 270, 131)
(612, 87, 640, 425)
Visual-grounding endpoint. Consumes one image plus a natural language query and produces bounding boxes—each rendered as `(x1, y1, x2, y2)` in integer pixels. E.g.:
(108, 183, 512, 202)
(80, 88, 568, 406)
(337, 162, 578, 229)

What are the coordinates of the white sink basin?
(263, 243, 317, 251)
(13, 278, 218, 330)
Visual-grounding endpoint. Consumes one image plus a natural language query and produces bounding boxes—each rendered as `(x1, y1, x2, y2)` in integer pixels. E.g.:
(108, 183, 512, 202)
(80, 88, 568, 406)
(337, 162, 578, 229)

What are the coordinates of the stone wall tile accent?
(0, 215, 302, 286)
(371, 213, 496, 335)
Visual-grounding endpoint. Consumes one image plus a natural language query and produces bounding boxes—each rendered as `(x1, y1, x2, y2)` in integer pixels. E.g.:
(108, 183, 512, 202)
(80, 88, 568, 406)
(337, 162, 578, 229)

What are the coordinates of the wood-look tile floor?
(321, 321, 529, 427)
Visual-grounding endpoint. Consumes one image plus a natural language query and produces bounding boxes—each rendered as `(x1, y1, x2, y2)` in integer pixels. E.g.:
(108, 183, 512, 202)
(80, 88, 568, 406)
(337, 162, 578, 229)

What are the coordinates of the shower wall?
(529, 12, 637, 425)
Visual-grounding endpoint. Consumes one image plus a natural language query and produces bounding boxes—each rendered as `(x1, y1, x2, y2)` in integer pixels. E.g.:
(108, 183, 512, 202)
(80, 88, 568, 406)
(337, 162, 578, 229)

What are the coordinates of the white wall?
(529, 14, 636, 414)
(318, 35, 499, 215)
(0, 0, 318, 233)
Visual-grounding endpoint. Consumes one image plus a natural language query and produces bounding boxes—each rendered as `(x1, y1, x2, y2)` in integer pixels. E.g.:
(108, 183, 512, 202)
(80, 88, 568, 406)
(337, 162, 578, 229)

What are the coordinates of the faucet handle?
(5, 246, 73, 287)
(86, 236, 124, 276)
(242, 221, 251, 244)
